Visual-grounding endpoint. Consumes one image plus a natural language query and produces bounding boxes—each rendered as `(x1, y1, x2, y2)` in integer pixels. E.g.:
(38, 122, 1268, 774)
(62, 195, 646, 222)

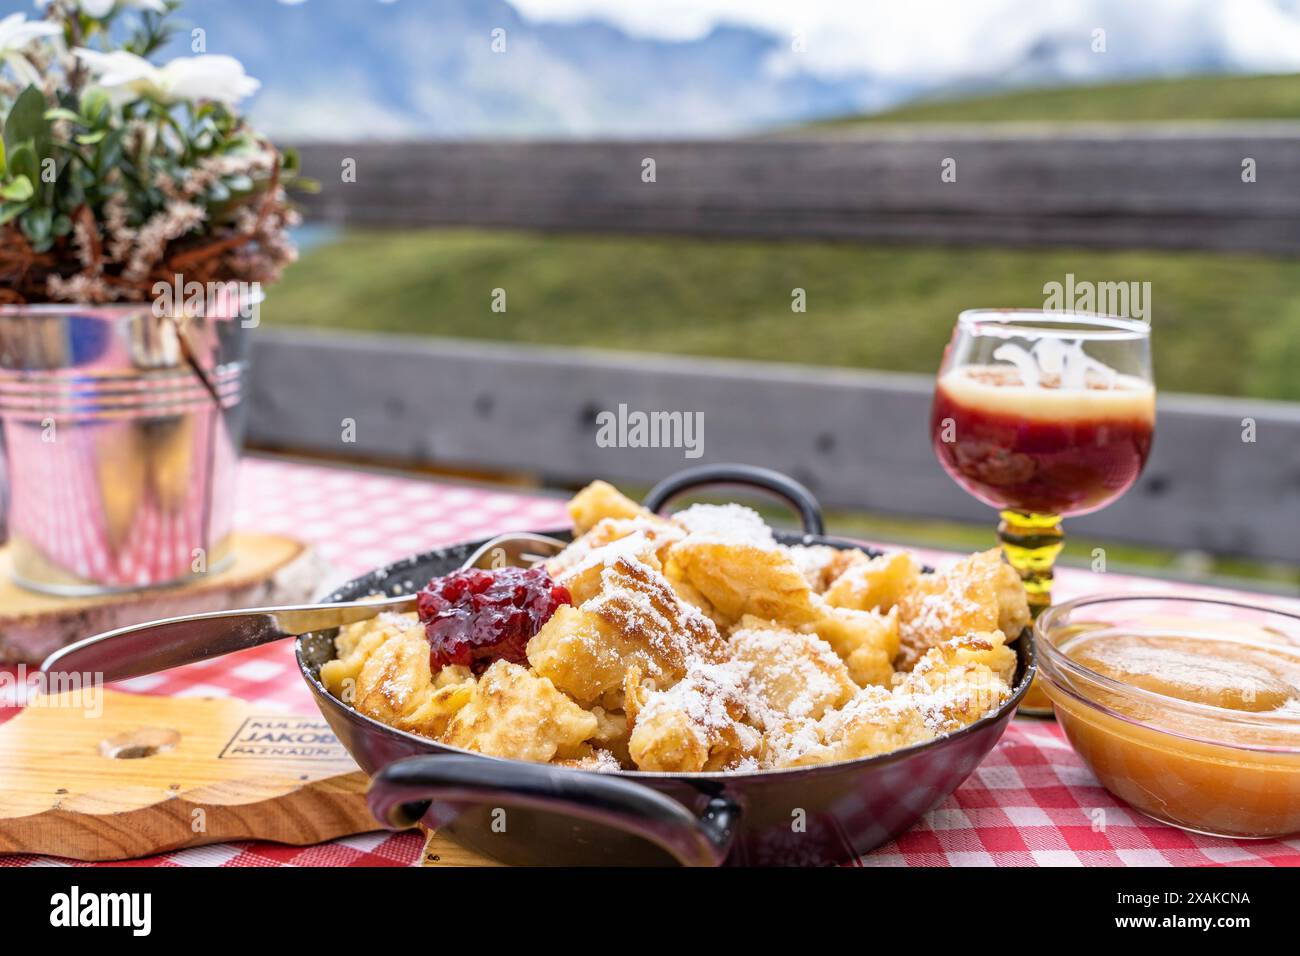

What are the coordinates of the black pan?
(296, 464, 1034, 866)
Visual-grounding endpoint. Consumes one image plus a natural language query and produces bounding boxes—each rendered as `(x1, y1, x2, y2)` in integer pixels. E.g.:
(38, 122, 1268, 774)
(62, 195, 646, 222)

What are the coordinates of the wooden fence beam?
(246, 328, 1300, 562)
(290, 127, 1300, 253)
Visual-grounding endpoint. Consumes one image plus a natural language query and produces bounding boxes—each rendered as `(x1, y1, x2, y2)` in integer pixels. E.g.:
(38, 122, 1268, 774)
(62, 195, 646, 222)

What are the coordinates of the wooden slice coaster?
(0, 531, 328, 665)
(0, 688, 376, 861)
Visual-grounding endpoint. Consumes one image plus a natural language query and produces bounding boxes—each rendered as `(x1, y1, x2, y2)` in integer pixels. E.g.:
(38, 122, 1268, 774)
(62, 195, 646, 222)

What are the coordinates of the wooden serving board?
(418, 826, 502, 867)
(0, 689, 377, 861)
(0, 531, 327, 665)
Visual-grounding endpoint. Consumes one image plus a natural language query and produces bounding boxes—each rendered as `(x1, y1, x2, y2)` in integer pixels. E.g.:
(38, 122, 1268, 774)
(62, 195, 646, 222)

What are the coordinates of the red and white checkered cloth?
(3, 456, 1299, 867)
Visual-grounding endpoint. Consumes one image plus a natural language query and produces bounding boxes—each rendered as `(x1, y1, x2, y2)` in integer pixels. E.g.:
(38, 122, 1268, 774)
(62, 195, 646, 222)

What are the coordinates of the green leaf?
(0, 137, 5, 176)
(96, 128, 124, 170)
(80, 89, 111, 124)
(0, 203, 27, 227)
(7, 142, 39, 188)
(44, 108, 83, 125)
(75, 131, 107, 146)
(21, 207, 54, 251)
(0, 175, 34, 202)
(60, 178, 85, 208)
(3, 87, 52, 161)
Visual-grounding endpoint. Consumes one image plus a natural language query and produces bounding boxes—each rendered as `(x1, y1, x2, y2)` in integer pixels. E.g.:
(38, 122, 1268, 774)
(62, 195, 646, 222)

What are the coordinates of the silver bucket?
(0, 302, 251, 595)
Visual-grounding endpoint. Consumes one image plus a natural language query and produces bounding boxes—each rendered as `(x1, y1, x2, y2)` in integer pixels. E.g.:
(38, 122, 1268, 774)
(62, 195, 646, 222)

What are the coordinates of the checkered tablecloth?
(3, 456, 1299, 867)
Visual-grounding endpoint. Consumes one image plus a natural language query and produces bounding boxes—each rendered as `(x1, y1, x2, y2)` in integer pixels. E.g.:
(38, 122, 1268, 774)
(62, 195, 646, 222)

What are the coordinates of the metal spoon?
(40, 532, 567, 685)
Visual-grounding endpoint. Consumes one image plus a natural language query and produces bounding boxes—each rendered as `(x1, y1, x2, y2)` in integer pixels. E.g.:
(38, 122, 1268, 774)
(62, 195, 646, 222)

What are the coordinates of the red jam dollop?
(417, 566, 570, 675)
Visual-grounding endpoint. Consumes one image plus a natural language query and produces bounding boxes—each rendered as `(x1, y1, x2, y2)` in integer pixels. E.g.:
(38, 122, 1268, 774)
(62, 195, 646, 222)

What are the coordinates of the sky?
(508, 0, 1300, 80)
(8, 0, 1297, 137)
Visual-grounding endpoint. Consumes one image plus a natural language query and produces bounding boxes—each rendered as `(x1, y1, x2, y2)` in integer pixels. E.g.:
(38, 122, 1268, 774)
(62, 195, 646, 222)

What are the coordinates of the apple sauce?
(1037, 602, 1300, 839)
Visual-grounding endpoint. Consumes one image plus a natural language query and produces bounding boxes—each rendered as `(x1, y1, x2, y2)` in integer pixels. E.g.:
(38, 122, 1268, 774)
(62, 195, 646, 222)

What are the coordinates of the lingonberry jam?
(416, 566, 570, 674)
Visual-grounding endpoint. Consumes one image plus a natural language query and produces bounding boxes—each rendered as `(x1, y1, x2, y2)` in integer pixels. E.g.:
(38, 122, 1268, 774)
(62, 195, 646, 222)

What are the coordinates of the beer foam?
(939, 364, 1155, 423)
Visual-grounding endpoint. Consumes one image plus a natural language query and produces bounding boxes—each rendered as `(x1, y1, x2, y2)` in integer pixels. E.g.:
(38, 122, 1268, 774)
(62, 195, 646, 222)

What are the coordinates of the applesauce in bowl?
(1035, 595, 1300, 839)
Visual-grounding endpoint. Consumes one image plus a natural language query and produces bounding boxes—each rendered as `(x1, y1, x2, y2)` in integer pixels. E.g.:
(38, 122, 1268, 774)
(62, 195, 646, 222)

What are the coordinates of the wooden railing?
(292, 126, 1300, 253)
(247, 328, 1300, 563)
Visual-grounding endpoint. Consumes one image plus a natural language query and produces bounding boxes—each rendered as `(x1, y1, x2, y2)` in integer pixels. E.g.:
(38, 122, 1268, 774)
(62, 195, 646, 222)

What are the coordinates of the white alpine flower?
(0, 13, 61, 88)
(37, 0, 169, 19)
(74, 48, 260, 105)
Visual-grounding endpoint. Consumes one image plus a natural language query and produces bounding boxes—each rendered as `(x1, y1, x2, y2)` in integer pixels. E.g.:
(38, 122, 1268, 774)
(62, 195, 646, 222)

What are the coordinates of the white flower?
(0, 13, 61, 87)
(161, 55, 261, 103)
(74, 48, 260, 105)
(37, 0, 169, 19)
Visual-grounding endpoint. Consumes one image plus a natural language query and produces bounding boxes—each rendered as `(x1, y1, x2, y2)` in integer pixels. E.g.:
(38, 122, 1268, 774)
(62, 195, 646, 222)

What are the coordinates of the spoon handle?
(40, 596, 415, 685)
(38, 532, 566, 685)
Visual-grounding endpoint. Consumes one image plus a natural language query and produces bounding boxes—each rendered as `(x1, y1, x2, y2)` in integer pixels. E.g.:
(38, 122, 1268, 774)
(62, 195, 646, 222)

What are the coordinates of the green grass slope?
(814, 73, 1300, 126)
(266, 229, 1300, 402)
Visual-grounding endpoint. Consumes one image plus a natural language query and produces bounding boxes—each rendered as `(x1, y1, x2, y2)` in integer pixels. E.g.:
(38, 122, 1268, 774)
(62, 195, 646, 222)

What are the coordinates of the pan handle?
(367, 754, 739, 867)
(642, 463, 824, 536)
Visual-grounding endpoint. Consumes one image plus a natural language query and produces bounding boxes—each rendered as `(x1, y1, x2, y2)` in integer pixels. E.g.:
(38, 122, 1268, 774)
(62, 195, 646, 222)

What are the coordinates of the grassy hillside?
(815, 73, 1300, 126)
(265, 229, 1300, 402)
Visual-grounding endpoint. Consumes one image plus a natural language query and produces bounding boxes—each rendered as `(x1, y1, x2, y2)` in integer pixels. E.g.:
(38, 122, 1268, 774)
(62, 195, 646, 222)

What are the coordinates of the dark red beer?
(931, 367, 1155, 516)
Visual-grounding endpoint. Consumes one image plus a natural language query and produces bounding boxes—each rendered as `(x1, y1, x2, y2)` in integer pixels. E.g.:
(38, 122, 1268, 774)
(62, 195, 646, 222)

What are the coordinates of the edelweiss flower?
(0, 13, 61, 87)
(74, 48, 260, 105)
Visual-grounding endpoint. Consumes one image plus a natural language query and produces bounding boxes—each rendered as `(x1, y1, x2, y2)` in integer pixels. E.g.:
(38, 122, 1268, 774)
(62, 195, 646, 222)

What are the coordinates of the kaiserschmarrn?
(320, 480, 1028, 773)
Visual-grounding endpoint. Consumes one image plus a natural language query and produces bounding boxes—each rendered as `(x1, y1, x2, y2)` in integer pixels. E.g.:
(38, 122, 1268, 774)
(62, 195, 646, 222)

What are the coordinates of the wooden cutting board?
(0, 688, 377, 861)
(0, 531, 327, 665)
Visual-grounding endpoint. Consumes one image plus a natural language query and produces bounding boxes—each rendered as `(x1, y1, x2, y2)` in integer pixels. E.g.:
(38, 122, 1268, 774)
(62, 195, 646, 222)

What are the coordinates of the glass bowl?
(1035, 595, 1300, 839)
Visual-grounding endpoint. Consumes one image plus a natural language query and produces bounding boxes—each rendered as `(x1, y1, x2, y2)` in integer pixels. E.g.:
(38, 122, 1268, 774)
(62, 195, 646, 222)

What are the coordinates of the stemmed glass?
(930, 309, 1155, 712)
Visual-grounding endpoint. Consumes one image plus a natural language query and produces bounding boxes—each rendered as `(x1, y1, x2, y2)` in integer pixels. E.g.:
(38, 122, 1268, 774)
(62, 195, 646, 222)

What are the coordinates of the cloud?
(508, 0, 1300, 79)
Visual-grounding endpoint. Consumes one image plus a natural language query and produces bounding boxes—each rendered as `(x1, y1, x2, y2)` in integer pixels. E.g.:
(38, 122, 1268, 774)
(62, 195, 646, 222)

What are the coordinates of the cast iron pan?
(297, 464, 1034, 866)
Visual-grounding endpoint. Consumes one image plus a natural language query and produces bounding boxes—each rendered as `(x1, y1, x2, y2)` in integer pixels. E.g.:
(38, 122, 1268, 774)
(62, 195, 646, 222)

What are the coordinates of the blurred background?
(29, 0, 1300, 586)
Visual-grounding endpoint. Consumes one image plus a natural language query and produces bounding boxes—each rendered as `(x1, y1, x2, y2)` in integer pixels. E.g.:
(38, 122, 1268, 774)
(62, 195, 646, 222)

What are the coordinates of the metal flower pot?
(0, 302, 251, 595)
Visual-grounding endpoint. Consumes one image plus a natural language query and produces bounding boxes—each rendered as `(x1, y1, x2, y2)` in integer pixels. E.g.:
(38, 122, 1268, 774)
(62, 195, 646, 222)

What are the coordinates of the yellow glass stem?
(998, 510, 1063, 716)
(997, 510, 1064, 615)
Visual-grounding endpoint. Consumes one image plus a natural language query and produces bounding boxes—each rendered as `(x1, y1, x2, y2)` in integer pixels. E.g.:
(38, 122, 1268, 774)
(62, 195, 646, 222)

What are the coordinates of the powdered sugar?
(672, 503, 776, 548)
(547, 517, 684, 579)
(906, 675, 1006, 734)
(640, 659, 752, 730)
(896, 635, 1011, 733)
(582, 554, 720, 665)
(635, 657, 766, 760)
(896, 564, 997, 670)
(904, 585, 983, 635)
(730, 624, 848, 722)
(555, 530, 654, 580)
(785, 544, 840, 589)
(377, 610, 420, 629)
(587, 748, 623, 772)
(762, 717, 824, 766)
